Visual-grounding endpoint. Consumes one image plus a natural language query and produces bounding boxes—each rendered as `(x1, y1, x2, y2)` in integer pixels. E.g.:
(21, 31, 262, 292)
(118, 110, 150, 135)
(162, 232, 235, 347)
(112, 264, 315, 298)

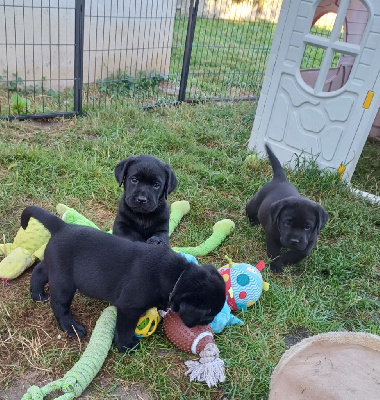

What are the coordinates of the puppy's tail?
(265, 144, 287, 182)
(21, 205, 66, 234)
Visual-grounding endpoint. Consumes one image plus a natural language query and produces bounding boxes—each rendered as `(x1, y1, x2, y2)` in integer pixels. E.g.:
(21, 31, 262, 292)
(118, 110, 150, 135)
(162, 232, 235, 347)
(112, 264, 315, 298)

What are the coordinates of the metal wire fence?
(0, 0, 283, 119)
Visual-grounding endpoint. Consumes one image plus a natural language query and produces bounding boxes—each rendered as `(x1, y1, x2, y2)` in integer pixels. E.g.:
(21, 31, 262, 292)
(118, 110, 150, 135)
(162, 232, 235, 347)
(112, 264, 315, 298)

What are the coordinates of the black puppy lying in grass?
(23, 206, 225, 352)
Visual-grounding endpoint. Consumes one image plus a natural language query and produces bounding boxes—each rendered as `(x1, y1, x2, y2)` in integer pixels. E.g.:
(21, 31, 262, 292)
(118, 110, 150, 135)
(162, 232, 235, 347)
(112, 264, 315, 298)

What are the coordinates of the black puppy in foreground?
(246, 144, 328, 273)
(24, 206, 225, 352)
(113, 155, 177, 245)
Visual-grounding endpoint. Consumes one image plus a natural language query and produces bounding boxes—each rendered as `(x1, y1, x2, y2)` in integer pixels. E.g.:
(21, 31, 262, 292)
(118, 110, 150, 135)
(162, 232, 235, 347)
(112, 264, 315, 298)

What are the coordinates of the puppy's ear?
(315, 204, 328, 234)
(114, 156, 137, 187)
(270, 199, 286, 226)
(175, 293, 211, 328)
(164, 165, 178, 199)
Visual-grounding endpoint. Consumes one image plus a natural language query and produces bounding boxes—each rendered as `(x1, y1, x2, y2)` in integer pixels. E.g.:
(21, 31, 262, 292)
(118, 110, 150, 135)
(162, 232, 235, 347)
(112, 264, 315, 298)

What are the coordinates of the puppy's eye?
(304, 225, 311, 231)
(153, 182, 161, 189)
(284, 220, 292, 227)
(131, 177, 138, 183)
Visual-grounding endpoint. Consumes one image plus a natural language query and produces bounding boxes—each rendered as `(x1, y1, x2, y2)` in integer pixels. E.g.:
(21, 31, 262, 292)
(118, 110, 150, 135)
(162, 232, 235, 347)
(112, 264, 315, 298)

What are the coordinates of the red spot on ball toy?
(239, 291, 247, 299)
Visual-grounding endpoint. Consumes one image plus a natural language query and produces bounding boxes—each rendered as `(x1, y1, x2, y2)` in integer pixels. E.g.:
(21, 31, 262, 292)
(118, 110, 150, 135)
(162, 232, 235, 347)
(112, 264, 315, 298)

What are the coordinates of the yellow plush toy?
(0, 203, 100, 281)
(0, 217, 50, 280)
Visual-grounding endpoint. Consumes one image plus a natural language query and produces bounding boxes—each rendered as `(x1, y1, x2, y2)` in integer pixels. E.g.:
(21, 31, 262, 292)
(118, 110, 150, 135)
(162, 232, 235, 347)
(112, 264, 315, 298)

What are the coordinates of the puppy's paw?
(270, 261, 284, 274)
(31, 291, 49, 302)
(146, 236, 165, 245)
(114, 334, 140, 353)
(248, 216, 260, 226)
(61, 319, 87, 338)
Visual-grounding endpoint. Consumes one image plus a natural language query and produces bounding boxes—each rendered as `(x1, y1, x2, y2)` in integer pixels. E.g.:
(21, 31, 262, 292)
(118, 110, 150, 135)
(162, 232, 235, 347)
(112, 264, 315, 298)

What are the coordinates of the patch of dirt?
(81, 378, 154, 399)
(375, 265, 380, 282)
(85, 201, 116, 231)
(1, 371, 51, 400)
(17, 118, 64, 134)
(1, 371, 154, 400)
(0, 165, 9, 179)
(24, 118, 63, 129)
(0, 118, 64, 144)
(284, 327, 310, 347)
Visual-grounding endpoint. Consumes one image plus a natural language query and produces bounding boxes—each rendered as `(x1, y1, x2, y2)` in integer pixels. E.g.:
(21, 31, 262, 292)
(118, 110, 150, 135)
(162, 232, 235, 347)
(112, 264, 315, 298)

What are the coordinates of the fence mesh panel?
(0, 0, 77, 117)
(176, 0, 280, 101)
(0, 0, 283, 118)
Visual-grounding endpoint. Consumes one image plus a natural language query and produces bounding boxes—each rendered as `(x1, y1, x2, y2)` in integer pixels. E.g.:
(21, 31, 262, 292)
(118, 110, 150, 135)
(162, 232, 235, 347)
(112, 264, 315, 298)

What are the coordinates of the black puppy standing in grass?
(113, 155, 177, 245)
(246, 144, 328, 273)
(24, 206, 225, 352)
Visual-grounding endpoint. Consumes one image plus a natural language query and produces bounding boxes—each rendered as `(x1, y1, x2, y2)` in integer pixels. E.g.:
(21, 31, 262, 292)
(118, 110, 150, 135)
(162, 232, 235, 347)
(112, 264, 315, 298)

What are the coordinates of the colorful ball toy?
(219, 259, 269, 311)
(135, 307, 160, 337)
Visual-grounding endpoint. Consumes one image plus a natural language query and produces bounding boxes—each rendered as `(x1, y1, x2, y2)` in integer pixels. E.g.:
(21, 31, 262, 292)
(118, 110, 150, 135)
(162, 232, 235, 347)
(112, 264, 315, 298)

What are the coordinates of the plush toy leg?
(0, 205, 97, 281)
(0, 248, 36, 280)
(172, 219, 235, 257)
(56, 204, 101, 230)
(33, 244, 47, 261)
(0, 217, 50, 280)
(169, 201, 191, 237)
(209, 301, 244, 334)
(57, 201, 190, 236)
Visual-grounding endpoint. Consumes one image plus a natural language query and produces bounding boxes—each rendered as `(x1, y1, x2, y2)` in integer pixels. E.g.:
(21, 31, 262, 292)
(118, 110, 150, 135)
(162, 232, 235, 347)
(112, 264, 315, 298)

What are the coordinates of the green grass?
(0, 101, 379, 399)
(168, 17, 275, 100)
(351, 140, 380, 195)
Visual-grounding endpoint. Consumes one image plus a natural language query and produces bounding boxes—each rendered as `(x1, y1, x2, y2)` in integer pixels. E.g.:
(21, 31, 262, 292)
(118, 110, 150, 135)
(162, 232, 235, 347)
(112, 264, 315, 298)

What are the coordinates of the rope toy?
(22, 306, 117, 400)
(162, 309, 226, 387)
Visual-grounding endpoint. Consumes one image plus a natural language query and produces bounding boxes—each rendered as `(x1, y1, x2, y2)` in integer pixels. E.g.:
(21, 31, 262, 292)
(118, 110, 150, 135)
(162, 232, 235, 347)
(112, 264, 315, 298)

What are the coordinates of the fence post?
(178, 0, 199, 102)
(74, 0, 85, 114)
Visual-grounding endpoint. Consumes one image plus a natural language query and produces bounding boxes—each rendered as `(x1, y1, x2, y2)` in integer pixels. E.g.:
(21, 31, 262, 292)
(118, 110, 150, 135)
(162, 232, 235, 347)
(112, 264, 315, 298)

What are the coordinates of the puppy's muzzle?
(288, 238, 307, 251)
(137, 195, 147, 204)
(281, 235, 306, 251)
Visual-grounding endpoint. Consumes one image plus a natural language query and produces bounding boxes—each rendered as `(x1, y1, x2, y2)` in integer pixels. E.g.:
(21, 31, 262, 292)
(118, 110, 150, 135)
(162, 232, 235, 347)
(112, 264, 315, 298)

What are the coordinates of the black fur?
(24, 206, 225, 352)
(245, 144, 328, 273)
(113, 155, 177, 245)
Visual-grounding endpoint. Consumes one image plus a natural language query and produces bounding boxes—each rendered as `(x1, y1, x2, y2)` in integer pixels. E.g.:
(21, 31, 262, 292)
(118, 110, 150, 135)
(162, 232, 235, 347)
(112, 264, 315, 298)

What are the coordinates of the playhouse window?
(300, 0, 369, 94)
(310, 12, 337, 39)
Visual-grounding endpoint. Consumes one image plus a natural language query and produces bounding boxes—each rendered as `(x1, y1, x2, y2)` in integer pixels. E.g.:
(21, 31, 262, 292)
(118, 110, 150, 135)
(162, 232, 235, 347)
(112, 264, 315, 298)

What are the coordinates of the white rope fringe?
(184, 343, 226, 387)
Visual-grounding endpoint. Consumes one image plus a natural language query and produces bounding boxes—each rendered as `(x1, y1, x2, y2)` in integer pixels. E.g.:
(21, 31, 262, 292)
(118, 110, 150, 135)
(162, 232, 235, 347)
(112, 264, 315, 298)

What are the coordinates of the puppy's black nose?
(290, 238, 299, 245)
(137, 196, 147, 203)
